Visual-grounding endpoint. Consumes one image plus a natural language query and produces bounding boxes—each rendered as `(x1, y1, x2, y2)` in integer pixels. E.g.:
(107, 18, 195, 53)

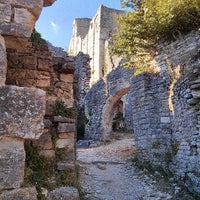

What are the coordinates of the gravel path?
(77, 134, 193, 200)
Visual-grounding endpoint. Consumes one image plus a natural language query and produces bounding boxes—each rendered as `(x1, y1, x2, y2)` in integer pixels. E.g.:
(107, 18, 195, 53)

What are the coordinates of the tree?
(110, 0, 200, 74)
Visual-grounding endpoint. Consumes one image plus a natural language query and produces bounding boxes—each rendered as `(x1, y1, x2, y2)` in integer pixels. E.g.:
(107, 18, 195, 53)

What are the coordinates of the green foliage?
(111, 0, 200, 74)
(52, 99, 77, 118)
(23, 143, 77, 199)
(23, 143, 56, 199)
(55, 169, 77, 187)
(29, 29, 47, 45)
(55, 148, 68, 161)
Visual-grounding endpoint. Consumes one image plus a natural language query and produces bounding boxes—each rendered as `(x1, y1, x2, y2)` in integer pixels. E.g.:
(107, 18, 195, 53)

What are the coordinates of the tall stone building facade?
(69, 5, 124, 84)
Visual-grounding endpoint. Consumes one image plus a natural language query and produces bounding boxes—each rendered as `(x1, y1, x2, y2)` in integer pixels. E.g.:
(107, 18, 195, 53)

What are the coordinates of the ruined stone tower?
(69, 5, 124, 84)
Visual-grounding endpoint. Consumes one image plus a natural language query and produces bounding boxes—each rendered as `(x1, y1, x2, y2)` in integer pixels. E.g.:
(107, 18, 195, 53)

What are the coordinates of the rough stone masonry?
(0, 0, 79, 199)
(84, 30, 200, 194)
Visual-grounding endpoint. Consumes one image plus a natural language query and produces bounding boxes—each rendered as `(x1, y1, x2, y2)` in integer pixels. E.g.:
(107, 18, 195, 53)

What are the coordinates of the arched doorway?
(101, 87, 130, 141)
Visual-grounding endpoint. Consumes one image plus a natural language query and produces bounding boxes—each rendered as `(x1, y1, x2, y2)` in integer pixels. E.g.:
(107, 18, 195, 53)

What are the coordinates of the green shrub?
(23, 143, 56, 199)
(29, 29, 47, 45)
(110, 0, 200, 74)
(23, 143, 78, 199)
(52, 99, 77, 118)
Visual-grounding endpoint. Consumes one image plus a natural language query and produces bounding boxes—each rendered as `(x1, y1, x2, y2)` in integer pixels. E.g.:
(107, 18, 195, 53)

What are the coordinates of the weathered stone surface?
(57, 123, 76, 133)
(53, 116, 76, 123)
(43, 0, 56, 7)
(59, 63, 75, 74)
(60, 74, 74, 83)
(57, 162, 75, 170)
(39, 150, 55, 159)
(0, 187, 37, 200)
(59, 132, 74, 139)
(0, 137, 25, 189)
(160, 117, 171, 123)
(0, 35, 6, 86)
(0, 86, 46, 139)
(43, 119, 52, 128)
(191, 90, 200, 98)
(34, 132, 53, 150)
(0, 9, 35, 38)
(36, 78, 50, 88)
(56, 138, 74, 149)
(38, 59, 52, 72)
(47, 187, 79, 200)
(85, 66, 133, 140)
(9, 0, 43, 17)
(0, 4, 11, 23)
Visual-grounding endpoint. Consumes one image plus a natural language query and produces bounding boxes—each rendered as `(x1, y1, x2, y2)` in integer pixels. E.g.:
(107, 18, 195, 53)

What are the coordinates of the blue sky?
(36, 0, 126, 50)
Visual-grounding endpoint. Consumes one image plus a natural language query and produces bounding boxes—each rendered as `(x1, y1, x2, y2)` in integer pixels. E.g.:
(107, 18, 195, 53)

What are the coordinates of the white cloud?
(50, 21, 59, 33)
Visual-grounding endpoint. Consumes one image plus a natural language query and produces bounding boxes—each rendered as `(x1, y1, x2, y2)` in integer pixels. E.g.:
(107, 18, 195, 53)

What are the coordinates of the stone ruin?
(69, 5, 124, 85)
(82, 30, 200, 194)
(0, 1, 200, 198)
(70, 5, 200, 195)
(0, 0, 79, 199)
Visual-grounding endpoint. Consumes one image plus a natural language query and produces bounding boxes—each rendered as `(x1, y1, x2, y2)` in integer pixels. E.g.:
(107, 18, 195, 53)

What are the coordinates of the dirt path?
(77, 134, 193, 200)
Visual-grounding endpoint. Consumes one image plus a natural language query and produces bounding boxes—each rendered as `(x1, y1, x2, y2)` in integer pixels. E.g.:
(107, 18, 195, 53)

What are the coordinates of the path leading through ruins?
(77, 133, 194, 200)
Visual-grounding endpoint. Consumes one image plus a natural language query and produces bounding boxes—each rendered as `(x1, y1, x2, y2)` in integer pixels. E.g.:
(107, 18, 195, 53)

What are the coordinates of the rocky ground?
(77, 133, 195, 200)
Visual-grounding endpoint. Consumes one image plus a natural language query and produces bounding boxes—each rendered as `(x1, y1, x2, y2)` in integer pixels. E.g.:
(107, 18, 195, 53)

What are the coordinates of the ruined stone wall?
(0, 0, 53, 197)
(132, 31, 200, 193)
(6, 43, 74, 108)
(84, 30, 200, 194)
(69, 5, 124, 85)
(85, 66, 133, 141)
(0, 0, 79, 199)
(131, 73, 172, 165)
(74, 52, 91, 139)
(6, 41, 77, 169)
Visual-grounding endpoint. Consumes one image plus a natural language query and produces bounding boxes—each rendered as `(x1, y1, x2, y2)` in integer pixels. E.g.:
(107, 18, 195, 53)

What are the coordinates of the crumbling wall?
(74, 52, 91, 139)
(84, 30, 200, 194)
(0, 0, 79, 199)
(85, 66, 133, 141)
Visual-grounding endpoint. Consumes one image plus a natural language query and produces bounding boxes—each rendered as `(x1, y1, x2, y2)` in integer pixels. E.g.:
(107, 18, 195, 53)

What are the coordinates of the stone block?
(0, 86, 46, 139)
(53, 116, 76, 123)
(38, 58, 52, 72)
(191, 90, 200, 99)
(20, 55, 37, 70)
(12, 0, 43, 17)
(59, 63, 75, 74)
(0, 137, 25, 189)
(0, 35, 6, 86)
(13, 8, 35, 35)
(39, 150, 55, 159)
(0, 187, 38, 200)
(58, 123, 76, 133)
(33, 132, 53, 150)
(0, 4, 11, 23)
(43, 119, 53, 128)
(43, 0, 56, 7)
(47, 187, 79, 200)
(57, 162, 75, 171)
(56, 137, 74, 149)
(59, 132, 74, 139)
(60, 74, 74, 83)
(36, 78, 50, 88)
(160, 117, 170, 123)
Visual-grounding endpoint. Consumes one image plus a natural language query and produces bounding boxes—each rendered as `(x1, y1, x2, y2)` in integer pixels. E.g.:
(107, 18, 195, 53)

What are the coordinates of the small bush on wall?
(52, 99, 77, 118)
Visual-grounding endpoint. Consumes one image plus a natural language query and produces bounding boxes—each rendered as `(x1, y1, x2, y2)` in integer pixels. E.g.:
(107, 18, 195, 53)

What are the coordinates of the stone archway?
(84, 66, 133, 141)
(101, 87, 130, 141)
